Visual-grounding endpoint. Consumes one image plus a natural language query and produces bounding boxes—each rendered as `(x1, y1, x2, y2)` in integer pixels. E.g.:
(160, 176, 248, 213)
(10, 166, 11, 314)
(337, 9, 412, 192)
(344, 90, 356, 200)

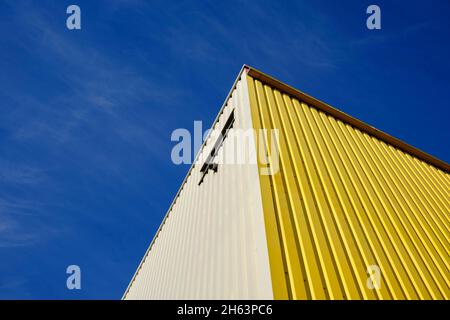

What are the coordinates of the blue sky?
(0, 0, 449, 299)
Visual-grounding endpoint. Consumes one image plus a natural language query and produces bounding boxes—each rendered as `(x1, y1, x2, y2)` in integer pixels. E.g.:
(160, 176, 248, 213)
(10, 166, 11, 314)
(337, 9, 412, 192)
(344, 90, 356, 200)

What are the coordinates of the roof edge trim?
(246, 66, 450, 173)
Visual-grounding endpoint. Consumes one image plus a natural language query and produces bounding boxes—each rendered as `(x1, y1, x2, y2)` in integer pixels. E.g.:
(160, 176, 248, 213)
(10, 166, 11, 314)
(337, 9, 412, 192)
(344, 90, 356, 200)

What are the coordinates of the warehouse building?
(124, 65, 449, 300)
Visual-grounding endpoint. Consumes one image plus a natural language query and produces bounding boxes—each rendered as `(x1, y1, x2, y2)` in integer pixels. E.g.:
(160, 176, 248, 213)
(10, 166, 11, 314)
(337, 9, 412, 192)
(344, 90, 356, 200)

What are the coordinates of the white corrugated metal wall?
(124, 74, 273, 299)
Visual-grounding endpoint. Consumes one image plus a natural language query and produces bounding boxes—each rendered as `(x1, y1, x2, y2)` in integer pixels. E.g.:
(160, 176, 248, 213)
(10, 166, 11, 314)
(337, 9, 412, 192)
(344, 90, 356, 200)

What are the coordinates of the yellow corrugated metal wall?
(247, 75, 450, 300)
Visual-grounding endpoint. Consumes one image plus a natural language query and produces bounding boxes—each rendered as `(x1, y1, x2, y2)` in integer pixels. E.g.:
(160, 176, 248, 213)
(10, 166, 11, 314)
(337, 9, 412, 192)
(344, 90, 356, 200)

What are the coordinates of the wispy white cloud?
(158, 0, 339, 74)
(0, 1, 187, 255)
(0, 216, 38, 248)
(0, 196, 65, 248)
(0, 160, 46, 185)
(351, 21, 432, 47)
(3, 1, 185, 156)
